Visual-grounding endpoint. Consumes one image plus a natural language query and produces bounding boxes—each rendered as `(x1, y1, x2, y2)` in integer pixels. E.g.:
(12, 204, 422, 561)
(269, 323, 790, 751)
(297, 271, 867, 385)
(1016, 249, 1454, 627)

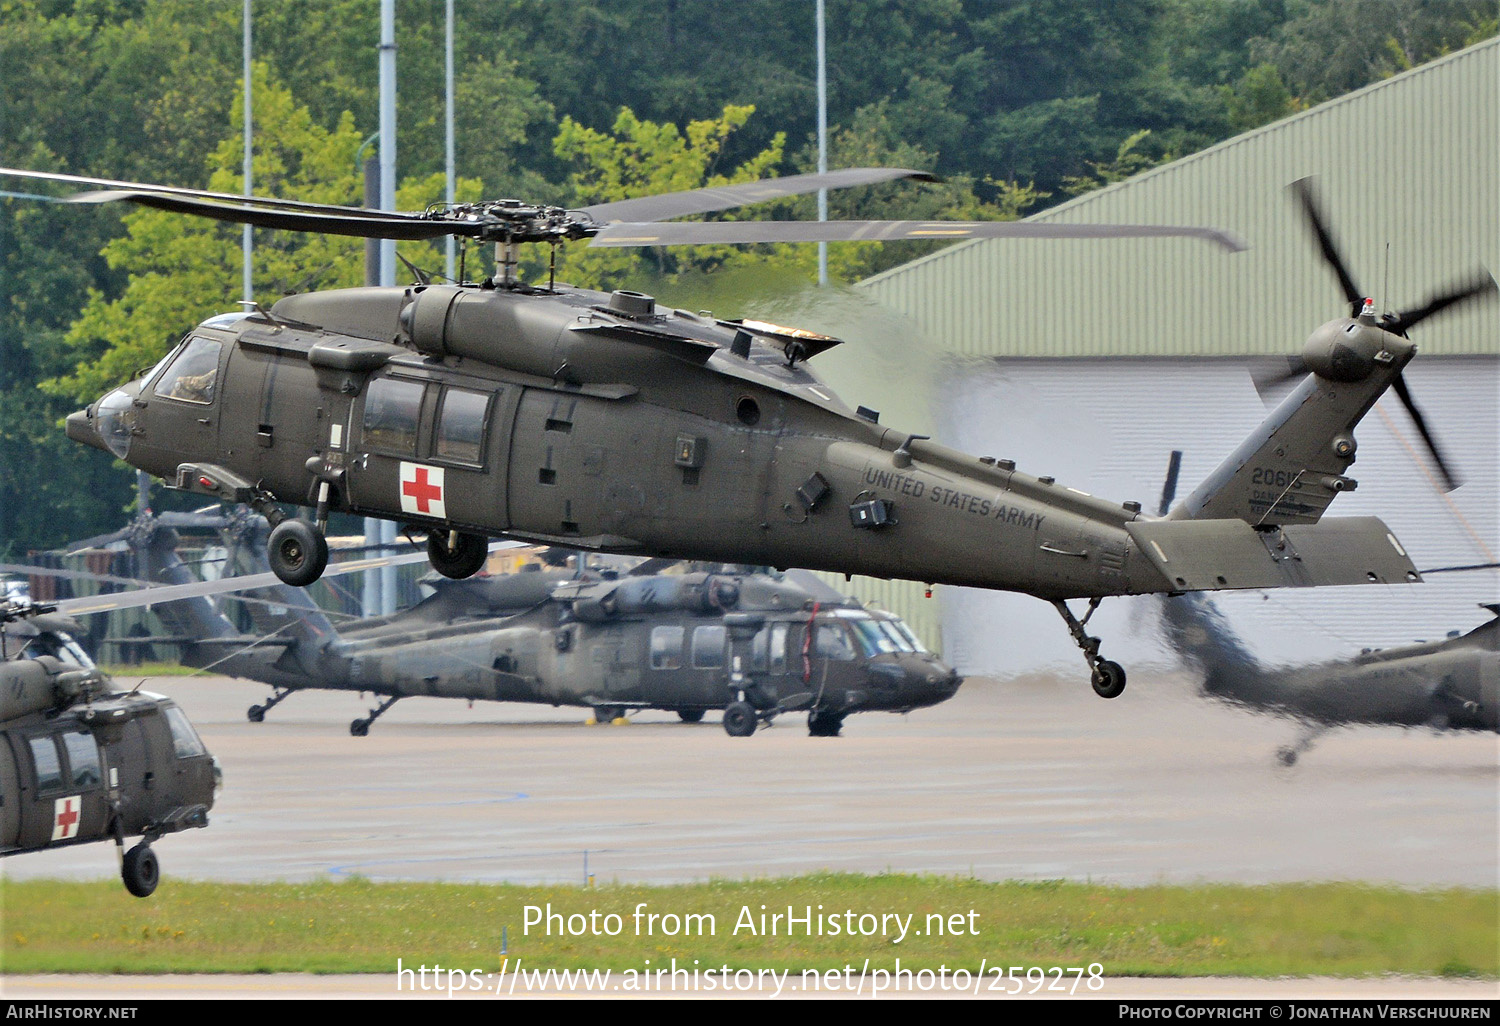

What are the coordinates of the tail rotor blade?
(1250, 356, 1309, 398)
(1386, 274, 1499, 335)
(1391, 372, 1460, 491)
(1291, 178, 1363, 314)
(1158, 450, 1183, 516)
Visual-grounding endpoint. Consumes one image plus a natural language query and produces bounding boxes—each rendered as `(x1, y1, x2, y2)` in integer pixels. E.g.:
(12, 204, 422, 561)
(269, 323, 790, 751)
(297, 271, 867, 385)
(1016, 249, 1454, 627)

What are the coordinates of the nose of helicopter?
(67, 382, 141, 458)
(65, 406, 108, 453)
(867, 657, 962, 709)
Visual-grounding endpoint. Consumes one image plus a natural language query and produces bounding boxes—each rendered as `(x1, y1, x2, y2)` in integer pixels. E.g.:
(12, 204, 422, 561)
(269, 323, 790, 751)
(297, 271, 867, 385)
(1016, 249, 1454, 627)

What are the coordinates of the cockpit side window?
(435, 387, 491, 465)
(163, 704, 206, 759)
(813, 623, 856, 661)
(61, 731, 102, 788)
(153, 336, 223, 405)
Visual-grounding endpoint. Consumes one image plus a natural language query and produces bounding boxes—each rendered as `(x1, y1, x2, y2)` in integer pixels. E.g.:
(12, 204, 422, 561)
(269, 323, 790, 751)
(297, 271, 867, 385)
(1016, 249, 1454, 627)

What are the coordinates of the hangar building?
(837, 38, 1497, 676)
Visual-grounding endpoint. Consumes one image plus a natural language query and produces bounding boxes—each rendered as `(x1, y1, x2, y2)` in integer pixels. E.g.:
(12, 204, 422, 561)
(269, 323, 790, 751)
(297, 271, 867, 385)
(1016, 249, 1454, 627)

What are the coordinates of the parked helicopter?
(0, 600, 219, 896)
(44, 509, 961, 737)
(11, 165, 1493, 700)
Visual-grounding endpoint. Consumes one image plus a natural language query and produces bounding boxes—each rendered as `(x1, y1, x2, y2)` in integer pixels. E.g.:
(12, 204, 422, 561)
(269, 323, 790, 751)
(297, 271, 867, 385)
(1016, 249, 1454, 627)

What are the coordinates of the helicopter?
(10, 165, 1492, 700)
(41, 509, 960, 737)
(0, 600, 219, 897)
(1159, 591, 1498, 766)
(1147, 448, 1497, 765)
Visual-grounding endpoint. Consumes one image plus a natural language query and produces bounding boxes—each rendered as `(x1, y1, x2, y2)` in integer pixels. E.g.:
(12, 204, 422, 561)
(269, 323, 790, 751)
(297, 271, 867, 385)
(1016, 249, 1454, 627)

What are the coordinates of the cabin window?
(61, 731, 102, 789)
(28, 736, 62, 792)
(769, 623, 789, 673)
(813, 623, 855, 661)
(691, 625, 726, 669)
(650, 626, 684, 670)
(153, 336, 223, 404)
(362, 377, 426, 456)
(435, 387, 491, 464)
(163, 705, 206, 759)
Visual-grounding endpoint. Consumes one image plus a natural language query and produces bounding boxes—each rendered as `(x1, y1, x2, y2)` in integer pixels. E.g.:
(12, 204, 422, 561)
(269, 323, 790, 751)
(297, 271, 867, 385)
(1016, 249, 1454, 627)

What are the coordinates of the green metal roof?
(860, 39, 1499, 359)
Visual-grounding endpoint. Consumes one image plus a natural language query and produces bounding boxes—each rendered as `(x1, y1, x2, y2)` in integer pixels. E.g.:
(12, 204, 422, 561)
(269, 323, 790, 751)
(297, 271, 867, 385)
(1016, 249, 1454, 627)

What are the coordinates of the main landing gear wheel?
(247, 688, 293, 723)
(808, 710, 845, 737)
(122, 843, 159, 898)
(268, 518, 328, 587)
(350, 695, 401, 736)
(722, 701, 757, 737)
(677, 709, 705, 723)
(593, 705, 625, 724)
(1091, 660, 1127, 700)
(428, 531, 488, 579)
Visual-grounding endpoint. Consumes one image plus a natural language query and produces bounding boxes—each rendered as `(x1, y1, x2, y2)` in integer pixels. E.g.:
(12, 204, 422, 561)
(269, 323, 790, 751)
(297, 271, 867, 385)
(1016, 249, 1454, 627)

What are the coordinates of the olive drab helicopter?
(9, 165, 1495, 699)
(0, 600, 219, 896)
(1160, 593, 1499, 765)
(38, 509, 960, 737)
(1149, 450, 1499, 765)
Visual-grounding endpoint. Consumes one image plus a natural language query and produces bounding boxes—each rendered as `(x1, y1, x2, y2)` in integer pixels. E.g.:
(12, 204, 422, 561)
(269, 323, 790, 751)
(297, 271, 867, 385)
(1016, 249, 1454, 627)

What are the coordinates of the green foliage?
(2, 0, 1494, 551)
(541, 104, 788, 291)
(1061, 130, 1164, 198)
(45, 64, 485, 406)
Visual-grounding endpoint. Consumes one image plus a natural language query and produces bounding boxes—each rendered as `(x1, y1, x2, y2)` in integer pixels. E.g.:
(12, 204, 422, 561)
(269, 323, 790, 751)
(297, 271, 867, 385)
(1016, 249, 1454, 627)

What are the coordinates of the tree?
(48, 63, 483, 405)
(538, 104, 788, 292)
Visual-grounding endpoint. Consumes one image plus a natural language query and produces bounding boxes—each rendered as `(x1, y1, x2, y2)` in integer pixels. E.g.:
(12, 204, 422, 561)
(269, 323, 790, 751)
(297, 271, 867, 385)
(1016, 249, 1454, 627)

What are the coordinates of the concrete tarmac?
(6, 670, 1496, 888)
(4, 670, 1496, 1001)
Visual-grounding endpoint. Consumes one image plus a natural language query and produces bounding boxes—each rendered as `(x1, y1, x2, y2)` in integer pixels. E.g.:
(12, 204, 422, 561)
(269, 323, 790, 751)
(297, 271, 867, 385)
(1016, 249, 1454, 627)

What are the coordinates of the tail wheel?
(122, 843, 160, 898)
(427, 531, 488, 579)
(1091, 660, 1127, 699)
(722, 701, 757, 737)
(267, 518, 328, 587)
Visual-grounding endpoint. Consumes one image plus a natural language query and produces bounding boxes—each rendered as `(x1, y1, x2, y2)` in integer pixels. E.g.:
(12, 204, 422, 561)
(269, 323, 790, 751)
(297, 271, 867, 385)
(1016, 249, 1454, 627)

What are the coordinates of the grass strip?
(2, 874, 1494, 977)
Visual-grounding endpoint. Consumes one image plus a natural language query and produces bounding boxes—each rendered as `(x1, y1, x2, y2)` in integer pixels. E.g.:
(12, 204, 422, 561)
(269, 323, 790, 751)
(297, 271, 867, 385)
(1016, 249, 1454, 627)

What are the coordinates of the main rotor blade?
(0, 166, 404, 220)
(579, 168, 939, 224)
(1291, 178, 1363, 314)
(67, 190, 467, 241)
(1387, 274, 1498, 334)
(1391, 372, 1460, 491)
(53, 539, 526, 617)
(591, 219, 1247, 251)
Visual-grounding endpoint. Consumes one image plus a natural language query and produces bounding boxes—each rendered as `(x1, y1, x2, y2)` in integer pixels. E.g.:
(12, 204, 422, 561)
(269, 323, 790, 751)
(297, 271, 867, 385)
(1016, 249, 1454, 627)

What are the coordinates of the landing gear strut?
(247, 688, 294, 723)
(350, 695, 401, 736)
(1053, 598, 1127, 699)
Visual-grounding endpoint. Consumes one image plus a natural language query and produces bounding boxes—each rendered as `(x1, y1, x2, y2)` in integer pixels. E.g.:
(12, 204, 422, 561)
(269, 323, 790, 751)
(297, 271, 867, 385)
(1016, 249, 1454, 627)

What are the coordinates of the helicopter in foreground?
(46, 510, 960, 737)
(0, 601, 218, 896)
(12, 165, 1493, 700)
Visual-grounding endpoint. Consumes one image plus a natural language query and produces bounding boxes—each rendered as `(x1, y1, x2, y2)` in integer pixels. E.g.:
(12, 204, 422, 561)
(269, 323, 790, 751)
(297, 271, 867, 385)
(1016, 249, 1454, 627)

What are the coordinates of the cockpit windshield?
(21, 631, 97, 670)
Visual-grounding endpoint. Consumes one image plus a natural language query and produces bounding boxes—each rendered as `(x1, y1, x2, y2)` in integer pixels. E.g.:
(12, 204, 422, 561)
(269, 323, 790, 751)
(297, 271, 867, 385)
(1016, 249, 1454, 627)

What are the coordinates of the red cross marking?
(402, 466, 443, 513)
(55, 798, 80, 837)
